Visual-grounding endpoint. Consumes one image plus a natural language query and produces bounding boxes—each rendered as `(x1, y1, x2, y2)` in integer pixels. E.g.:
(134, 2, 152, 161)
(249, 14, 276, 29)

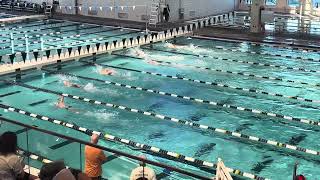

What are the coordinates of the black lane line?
(43, 27, 122, 46)
(0, 91, 21, 98)
(104, 154, 120, 163)
(49, 140, 74, 150)
(192, 35, 320, 50)
(45, 80, 59, 85)
(114, 53, 320, 89)
(47, 31, 138, 49)
(14, 127, 29, 135)
(0, 23, 82, 37)
(28, 99, 49, 107)
(0, 20, 66, 31)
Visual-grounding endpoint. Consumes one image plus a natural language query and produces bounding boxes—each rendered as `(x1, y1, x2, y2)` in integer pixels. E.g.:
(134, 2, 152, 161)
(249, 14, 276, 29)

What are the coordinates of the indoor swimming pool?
(0, 35, 320, 180)
(0, 19, 143, 61)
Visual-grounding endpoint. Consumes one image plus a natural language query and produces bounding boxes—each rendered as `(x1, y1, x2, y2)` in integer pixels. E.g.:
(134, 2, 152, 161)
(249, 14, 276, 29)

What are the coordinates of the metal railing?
(0, 116, 212, 180)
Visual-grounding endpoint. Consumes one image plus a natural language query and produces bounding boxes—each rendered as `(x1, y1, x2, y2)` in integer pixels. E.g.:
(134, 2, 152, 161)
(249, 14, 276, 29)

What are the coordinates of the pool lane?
(0, 61, 320, 179)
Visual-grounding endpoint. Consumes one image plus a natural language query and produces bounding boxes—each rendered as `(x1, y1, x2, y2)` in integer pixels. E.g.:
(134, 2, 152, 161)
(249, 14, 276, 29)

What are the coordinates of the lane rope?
(142, 47, 320, 74)
(7, 81, 320, 160)
(116, 53, 320, 88)
(193, 35, 320, 53)
(0, 22, 80, 38)
(0, 27, 121, 50)
(43, 69, 320, 129)
(87, 61, 319, 104)
(200, 44, 320, 63)
(0, 25, 100, 43)
(0, 103, 266, 180)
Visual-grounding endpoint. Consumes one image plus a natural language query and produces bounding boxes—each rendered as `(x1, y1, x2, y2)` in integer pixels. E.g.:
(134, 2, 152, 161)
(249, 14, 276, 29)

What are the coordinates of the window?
(245, 0, 252, 5)
(265, 0, 277, 6)
(314, 0, 320, 8)
(288, 0, 300, 7)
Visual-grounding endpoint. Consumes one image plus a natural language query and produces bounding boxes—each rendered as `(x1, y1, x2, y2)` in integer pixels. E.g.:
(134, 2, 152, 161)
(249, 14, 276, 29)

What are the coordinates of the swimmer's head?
(91, 134, 99, 144)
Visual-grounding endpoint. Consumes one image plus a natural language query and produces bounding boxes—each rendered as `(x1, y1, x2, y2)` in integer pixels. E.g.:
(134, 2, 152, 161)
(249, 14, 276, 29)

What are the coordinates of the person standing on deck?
(163, 4, 170, 22)
(85, 134, 107, 180)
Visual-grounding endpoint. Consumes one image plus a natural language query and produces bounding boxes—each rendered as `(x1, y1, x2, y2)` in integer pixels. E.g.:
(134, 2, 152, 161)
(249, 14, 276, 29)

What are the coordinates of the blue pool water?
(1, 35, 320, 179)
(0, 19, 143, 61)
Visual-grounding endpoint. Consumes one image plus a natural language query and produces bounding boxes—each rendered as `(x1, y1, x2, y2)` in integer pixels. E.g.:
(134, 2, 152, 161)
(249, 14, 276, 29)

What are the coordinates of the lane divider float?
(43, 70, 320, 129)
(0, 27, 121, 50)
(6, 81, 320, 160)
(116, 53, 320, 88)
(192, 35, 320, 53)
(142, 47, 320, 74)
(204, 44, 320, 63)
(0, 103, 266, 180)
(0, 22, 79, 37)
(87, 62, 320, 104)
(0, 25, 100, 43)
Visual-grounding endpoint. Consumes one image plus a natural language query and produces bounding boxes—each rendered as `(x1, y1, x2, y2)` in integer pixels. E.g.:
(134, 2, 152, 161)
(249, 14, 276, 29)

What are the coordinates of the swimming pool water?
(0, 19, 143, 61)
(1, 36, 320, 179)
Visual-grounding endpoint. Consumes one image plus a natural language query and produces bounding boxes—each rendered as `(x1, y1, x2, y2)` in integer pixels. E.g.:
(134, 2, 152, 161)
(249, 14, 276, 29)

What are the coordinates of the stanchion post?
(10, 33, 14, 54)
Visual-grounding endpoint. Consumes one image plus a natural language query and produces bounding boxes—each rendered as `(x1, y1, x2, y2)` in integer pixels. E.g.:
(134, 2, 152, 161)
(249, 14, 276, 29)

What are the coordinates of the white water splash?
(56, 74, 79, 82)
(83, 83, 99, 93)
(84, 109, 118, 122)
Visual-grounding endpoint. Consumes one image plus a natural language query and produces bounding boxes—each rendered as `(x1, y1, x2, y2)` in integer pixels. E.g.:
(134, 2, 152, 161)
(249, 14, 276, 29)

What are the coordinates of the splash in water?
(129, 47, 147, 58)
(83, 83, 99, 93)
(56, 74, 79, 82)
(84, 109, 118, 122)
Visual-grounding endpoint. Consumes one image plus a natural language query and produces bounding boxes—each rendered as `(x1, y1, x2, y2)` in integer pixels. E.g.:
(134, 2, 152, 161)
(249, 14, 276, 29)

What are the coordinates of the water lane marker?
(85, 62, 319, 104)
(43, 70, 320, 128)
(0, 103, 266, 180)
(143, 47, 320, 74)
(116, 53, 320, 88)
(7, 81, 320, 160)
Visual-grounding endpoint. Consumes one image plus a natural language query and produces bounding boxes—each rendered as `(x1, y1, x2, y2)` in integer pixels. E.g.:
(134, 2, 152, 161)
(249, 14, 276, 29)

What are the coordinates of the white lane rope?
(0, 103, 267, 180)
(6, 81, 320, 160)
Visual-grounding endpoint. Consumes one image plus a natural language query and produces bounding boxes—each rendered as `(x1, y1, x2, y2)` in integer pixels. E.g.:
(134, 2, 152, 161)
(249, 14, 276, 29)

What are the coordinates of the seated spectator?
(85, 134, 107, 180)
(130, 155, 157, 180)
(0, 131, 28, 180)
(39, 160, 90, 180)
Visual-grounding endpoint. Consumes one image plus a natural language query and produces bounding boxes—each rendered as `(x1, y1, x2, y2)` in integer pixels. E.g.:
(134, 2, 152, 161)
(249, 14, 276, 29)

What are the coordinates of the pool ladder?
(149, 0, 165, 26)
(45, 5, 53, 16)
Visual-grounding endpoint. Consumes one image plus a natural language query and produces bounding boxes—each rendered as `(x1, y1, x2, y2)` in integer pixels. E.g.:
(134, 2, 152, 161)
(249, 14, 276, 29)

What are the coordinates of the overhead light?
(110, 6, 113, 11)
(132, 6, 136, 10)
(89, 6, 92, 11)
(79, 6, 82, 11)
(121, 6, 124, 10)
(100, 6, 103, 11)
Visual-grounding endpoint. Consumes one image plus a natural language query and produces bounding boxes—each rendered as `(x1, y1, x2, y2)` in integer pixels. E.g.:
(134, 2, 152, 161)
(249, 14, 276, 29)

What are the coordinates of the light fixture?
(132, 6, 136, 10)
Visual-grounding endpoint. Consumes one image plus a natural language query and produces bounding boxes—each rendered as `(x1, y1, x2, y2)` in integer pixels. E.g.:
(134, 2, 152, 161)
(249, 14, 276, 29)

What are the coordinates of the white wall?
(50, 0, 236, 22)
(168, 0, 236, 21)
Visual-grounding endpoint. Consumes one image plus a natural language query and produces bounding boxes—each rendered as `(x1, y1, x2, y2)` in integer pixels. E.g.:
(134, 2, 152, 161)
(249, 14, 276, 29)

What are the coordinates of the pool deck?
(195, 26, 320, 49)
(0, 14, 46, 23)
(52, 13, 188, 32)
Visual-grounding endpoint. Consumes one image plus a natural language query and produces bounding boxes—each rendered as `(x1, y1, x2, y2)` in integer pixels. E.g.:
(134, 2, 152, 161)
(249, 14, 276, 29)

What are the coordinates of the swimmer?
(147, 60, 159, 65)
(94, 64, 117, 76)
(167, 43, 183, 49)
(56, 96, 67, 109)
(133, 48, 146, 58)
(63, 80, 81, 88)
(99, 68, 116, 76)
(56, 96, 81, 114)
